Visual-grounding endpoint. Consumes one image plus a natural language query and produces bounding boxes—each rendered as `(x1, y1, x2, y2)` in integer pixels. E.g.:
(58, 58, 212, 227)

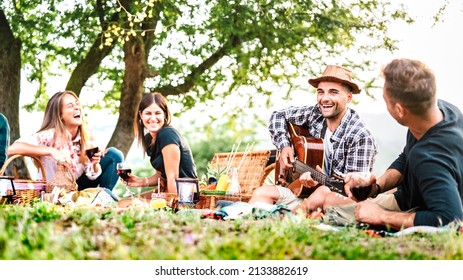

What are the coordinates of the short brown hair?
(382, 59, 436, 116)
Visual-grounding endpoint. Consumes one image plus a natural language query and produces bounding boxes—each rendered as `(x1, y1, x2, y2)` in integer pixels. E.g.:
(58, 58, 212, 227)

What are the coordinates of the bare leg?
(248, 184, 280, 205)
(292, 186, 330, 215)
(322, 192, 354, 211)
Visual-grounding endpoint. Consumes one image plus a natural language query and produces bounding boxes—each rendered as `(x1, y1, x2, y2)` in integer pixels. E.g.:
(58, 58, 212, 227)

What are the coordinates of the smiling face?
(316, 81, 352, 121)
(60, 93, 83, 130)
(140, 103, 166, 136)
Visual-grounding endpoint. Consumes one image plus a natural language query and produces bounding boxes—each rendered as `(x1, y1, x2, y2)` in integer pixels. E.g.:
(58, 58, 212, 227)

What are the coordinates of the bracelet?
(145, 177, 149, 187)
(371, 183, 381, 198)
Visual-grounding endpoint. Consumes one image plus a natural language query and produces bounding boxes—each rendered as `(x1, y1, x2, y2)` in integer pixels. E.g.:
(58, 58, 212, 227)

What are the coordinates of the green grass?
(1, 201, 462, 260)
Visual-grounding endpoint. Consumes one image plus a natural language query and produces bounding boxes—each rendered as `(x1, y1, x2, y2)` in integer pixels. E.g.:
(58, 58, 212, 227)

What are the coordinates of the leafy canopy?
(2, 0, 412, 115)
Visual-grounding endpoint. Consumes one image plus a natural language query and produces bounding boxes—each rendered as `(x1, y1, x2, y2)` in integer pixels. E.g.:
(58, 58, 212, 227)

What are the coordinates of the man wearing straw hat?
(249, 65, 378, 214)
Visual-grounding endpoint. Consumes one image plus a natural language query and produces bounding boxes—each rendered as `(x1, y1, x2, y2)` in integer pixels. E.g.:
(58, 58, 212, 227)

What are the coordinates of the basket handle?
(0, 154, 47, 179)
(57, 160, 76, 182)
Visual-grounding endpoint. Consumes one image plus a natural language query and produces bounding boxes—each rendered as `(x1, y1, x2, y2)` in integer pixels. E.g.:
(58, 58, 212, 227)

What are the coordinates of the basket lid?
(10, 181, 46, 190)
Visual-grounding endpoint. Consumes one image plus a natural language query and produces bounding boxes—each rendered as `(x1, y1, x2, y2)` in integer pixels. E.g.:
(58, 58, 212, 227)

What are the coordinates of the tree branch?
(65, 10, 121, 95)
(154, 34, 242, 96)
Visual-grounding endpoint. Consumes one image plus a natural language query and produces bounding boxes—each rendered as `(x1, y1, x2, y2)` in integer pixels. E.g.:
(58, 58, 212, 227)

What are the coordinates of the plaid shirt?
(268, 105, 378, 176)
(0, 113, 10, 167)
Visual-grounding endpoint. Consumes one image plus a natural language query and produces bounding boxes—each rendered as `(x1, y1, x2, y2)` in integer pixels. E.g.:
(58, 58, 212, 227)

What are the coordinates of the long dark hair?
(134, 92, 172, 152)
(39, 90, 90, 164)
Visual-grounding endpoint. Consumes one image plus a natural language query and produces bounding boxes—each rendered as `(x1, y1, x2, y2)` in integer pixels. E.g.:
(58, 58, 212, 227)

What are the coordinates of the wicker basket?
(188, 149, 270, 209)
(0, 155, 47, 204)
(210, 150, 271, 195)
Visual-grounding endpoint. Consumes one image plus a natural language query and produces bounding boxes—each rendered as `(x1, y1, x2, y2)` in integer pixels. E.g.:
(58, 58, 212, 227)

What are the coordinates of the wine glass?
(85, 141, 99, 173)
(117, 162, 134, 198)
(351, 185, 372, 201)
(348, 172, 372, 201)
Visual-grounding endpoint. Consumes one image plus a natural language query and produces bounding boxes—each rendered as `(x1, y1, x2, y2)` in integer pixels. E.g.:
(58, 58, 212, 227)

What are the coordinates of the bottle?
(150, 192, 167, 209)
(226, 168, 241, 196)
(215, 174, 230, 191)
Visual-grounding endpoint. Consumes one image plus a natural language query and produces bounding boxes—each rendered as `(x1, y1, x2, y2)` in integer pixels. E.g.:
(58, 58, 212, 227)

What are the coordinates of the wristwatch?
(371, 183, 381, 198)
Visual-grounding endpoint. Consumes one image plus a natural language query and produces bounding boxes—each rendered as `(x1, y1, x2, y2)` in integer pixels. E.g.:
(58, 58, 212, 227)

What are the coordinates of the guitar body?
(275, 123, 325, 198)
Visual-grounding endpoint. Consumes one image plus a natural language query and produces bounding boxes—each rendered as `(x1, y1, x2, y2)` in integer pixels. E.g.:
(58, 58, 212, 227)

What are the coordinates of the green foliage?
(1, 204, 462, 260)
(1, 0, 413, 112)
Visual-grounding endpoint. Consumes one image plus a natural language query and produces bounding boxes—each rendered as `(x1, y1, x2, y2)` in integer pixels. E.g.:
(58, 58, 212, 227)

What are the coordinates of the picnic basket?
(198, 149, 271, 208)
(209, 149, 271, 195)
(0, 154, 47, 204)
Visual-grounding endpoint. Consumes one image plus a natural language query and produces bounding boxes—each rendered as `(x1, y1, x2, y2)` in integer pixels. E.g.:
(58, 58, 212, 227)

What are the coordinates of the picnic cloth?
(217, 201, 296, 220)
(180, 201, 296, 221)
(57, 187, 118, 208)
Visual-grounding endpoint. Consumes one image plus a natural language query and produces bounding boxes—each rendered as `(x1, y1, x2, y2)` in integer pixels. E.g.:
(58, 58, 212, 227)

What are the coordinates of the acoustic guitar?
(275, 122, 346, 198)
(290, 159, 345, 196)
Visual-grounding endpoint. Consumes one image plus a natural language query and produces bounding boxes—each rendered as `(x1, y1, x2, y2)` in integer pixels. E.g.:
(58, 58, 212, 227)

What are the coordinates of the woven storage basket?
(210, 150, 271, 195)
(0, 155, 47, 204)
(195, 149, 271, 209)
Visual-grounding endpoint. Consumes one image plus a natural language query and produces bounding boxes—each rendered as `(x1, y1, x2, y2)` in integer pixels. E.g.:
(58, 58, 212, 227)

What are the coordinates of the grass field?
(1, 201, 462, 260)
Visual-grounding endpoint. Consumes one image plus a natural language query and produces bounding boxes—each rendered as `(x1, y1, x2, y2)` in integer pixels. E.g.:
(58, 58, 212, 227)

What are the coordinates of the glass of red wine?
(348, 172, 372, 201)
(351, 185, 372, 201)
(117, 162, 134, 197)
(85, 143, 99, 173)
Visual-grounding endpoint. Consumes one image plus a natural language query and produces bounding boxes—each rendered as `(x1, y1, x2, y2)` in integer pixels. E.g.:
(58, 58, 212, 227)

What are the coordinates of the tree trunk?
(0, 10, 30, 178)
(107, 37, 146, 156)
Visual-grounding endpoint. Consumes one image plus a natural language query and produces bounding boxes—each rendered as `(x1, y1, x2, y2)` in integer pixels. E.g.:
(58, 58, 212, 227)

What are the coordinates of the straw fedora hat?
(308, 65, 361, 94)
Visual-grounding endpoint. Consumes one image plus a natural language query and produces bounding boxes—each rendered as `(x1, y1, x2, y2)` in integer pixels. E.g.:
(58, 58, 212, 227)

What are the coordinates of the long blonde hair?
(39, 90, 90, 164)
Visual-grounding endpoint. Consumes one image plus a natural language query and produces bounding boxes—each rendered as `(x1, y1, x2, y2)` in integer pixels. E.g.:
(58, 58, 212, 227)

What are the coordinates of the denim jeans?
(76, 147, 124, 192)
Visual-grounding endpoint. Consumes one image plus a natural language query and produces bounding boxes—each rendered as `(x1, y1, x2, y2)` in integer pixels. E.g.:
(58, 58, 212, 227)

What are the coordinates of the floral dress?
(16, 128, 99, 181)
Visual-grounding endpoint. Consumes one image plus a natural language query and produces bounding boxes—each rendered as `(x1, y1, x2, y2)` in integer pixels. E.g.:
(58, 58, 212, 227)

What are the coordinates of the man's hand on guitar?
(279, 147, 295, 169)
(343, 172, 376, 201)
(299, 165, 324, 188)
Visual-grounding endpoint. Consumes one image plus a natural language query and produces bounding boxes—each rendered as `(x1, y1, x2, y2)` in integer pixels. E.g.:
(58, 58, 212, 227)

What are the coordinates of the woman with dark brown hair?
(122, 92, 197, 193)
(8, 90, 124, 193)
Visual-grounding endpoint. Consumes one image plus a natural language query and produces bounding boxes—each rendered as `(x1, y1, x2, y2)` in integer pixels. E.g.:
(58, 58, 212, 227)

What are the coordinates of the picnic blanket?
(179, 201, 296, 221)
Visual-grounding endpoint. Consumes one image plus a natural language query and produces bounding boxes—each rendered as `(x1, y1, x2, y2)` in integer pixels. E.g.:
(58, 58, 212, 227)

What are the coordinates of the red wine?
(351, 185, 372, 201)
(85, 147, 99, 159)
(117, 168, 132, 180)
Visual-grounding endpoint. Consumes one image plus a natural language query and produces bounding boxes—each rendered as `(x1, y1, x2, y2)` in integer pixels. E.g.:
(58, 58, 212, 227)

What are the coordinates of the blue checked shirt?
(268, 105, 378, 176)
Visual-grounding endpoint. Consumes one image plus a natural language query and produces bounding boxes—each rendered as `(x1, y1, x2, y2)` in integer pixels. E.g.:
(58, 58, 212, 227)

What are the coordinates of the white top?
(16, 128, 100, 180)
(323, 128, 333, 175)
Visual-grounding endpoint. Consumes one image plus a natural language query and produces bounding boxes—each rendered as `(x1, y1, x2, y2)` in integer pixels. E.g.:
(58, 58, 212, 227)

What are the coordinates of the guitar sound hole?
(351, 185, 372, 201)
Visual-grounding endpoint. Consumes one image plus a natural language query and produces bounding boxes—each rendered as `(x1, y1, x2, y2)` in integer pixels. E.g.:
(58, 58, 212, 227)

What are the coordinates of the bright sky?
(354, 0, 463, 114)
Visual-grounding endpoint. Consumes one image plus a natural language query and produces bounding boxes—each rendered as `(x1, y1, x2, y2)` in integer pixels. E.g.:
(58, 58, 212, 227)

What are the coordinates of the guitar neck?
(292, 159, 328, 185)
